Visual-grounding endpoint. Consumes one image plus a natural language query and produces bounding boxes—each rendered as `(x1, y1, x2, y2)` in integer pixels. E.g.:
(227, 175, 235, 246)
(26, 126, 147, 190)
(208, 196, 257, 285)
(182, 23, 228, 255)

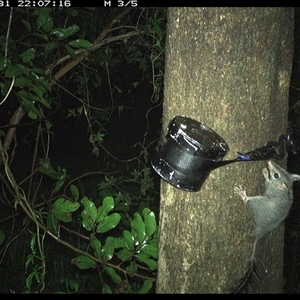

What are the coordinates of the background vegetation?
(0, 7, 165, 293)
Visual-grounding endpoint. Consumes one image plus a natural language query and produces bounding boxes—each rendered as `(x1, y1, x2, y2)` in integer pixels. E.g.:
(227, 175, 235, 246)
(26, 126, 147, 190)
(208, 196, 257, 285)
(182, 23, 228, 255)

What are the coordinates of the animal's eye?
(274, 173, 280, 179)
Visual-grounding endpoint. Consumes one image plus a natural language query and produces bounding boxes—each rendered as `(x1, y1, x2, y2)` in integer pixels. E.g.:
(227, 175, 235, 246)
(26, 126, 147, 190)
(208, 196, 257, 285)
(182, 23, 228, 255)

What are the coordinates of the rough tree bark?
(156, 7, 294, 293)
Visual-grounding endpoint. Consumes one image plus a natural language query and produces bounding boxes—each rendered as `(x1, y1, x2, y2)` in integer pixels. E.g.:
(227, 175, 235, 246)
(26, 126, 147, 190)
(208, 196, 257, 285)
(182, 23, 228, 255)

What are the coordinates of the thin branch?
(45, 30, 143, 76)
(49, 8, 132, 82)
(4, 7, 13, 67)
(0, 105, 27, 167)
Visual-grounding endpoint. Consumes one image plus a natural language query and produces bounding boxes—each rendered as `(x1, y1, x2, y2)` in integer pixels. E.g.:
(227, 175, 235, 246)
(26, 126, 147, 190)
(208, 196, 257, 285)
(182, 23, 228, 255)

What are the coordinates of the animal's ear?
(293, 174, 300, 181)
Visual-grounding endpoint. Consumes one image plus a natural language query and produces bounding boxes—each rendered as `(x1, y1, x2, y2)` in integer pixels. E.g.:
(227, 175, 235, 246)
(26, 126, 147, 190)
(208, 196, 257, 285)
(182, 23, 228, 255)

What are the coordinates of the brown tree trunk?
(156, 7, 294, 293)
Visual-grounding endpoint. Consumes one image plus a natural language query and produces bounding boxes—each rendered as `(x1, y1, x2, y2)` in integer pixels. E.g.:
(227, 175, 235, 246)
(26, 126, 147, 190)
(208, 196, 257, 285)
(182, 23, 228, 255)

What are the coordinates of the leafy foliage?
(0, 7, 165, 293)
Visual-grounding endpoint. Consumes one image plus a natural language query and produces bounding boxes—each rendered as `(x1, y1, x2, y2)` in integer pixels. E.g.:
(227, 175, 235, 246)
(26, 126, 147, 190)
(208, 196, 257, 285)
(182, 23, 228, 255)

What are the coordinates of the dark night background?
(284, 7, 300, 294)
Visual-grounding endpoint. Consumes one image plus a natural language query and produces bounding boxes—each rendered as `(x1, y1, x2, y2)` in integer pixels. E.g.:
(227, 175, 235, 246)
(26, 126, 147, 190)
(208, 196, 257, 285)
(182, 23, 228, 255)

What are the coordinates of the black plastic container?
(151, 116, 229, 192)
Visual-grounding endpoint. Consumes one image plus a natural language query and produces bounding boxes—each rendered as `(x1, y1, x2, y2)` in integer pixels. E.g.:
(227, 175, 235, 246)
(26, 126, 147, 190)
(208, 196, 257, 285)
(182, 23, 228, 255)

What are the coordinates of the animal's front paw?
(234, 186, 249, 203)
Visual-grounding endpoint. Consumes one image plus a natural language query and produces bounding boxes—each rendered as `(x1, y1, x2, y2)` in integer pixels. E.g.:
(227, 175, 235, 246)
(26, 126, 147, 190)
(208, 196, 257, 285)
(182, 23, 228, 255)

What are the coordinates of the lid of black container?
(151, 116, 229, 191)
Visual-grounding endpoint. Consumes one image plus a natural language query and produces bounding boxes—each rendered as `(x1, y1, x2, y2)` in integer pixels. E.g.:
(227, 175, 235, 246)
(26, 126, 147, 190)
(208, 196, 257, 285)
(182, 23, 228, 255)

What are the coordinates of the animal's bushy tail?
(231, 257, 260, 294)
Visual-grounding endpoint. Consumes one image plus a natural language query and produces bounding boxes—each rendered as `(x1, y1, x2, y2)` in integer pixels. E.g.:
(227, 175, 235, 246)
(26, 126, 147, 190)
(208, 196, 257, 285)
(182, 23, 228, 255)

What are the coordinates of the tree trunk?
(156, 7, 294, 293)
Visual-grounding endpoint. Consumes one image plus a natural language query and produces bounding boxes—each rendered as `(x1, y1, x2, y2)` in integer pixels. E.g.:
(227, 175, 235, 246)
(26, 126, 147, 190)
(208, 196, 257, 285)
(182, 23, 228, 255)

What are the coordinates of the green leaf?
(102, 283, 112, 294)
(68, 39, 93, 50)
(52, 198, 80, 222)
(81, 197, 97, 231)
(46, 212, 59, 235)
(5, 64, 23, 78)
(34, 82, 47, 95)
(131, 212, 146, 244)
(16, 63, 29, 75)
(70, 185, 79, 201)
(19, 95, 40, 119)
(96, 196, 114, 222)
(66, 8, 78, 16)
(36, 7, 52, 28)
(53, 198, 80, 213)
(42, 16, 54, 32)
(28, 82, 51, 109)
(142, 208, 157, 236)
(45, 41, 58, 53)
(97, 213, 121, 233)
(148, 234, 158, 246)
(64, 44, 76, 59)
(14, 76, 31, 88)
(28, 111, 38, 119)
(106, 267, 122, 283)
(34, 268, 41, 283)
(53, 169, 67, 193)
(21, 19, 31, 31)
(114, 201, 129, 212)
(30, 68, 45, 75)
(111, 237, 125, 249)
(135, 252, 157, 270)
(19, 48, 36, 63)
(91, 237, 102, 259)
(140, 244, 158, 259)
(30, 84, 43, 98)
(138, 279, 153, 294)
(117, 248, 132, 261)
(26, 272, 34, 291)
(71, 255, 96, 269)
(126, 261, 137, 274)
(38, 160, 61, 180)
(29, 234, 36, 252)
(101, 237, 114, 263)
(0, 229, 5, 246)
(25, 252, 34, 269)
(33, 32, 49, 42)
(62, 278, 79, 292)
(37, 77, 51, 91)
(122, 230, 134, 250)
(0, 35, 16, 50)
(0, 58, 9, 71)
(98, 189, 113, 199)
(36, 96, 51, 109)
(51, 24, 80, 41)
